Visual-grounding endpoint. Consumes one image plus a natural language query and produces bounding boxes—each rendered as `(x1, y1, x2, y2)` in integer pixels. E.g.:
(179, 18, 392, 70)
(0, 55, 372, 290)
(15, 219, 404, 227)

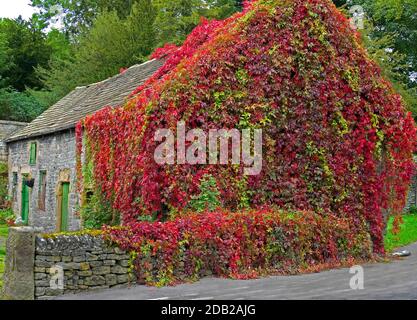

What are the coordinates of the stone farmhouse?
(5, 59, 163, 233)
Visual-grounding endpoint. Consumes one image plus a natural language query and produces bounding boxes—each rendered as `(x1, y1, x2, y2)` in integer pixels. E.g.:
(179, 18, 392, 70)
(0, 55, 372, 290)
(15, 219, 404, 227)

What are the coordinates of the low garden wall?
(2, 210, 376, 299)
(2, 227, 134, 300)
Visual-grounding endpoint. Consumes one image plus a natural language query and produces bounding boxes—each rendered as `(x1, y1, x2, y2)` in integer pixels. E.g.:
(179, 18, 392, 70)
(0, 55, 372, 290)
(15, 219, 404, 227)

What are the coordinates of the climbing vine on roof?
(78, 0, 416, 254)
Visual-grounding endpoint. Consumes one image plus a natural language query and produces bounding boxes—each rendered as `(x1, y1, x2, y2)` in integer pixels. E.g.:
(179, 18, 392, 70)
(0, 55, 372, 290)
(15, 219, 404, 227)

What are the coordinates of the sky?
(0, 0, 37, 19)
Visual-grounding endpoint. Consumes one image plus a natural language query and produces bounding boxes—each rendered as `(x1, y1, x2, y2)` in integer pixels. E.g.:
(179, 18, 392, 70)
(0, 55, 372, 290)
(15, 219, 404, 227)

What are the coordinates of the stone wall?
(2, 227, 135, 300)
(404, 156, 417, 212)
(405, 174, 417, 212)
(8, 129, 81, 232)
(0, 120, 27, 162)
(34, 233, 133, 299)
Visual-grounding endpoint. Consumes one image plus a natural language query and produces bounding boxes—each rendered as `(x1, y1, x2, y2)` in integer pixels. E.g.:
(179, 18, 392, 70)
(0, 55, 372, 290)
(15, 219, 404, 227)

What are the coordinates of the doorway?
(58, 182, 70, 232)
(21, 176, 30, 225)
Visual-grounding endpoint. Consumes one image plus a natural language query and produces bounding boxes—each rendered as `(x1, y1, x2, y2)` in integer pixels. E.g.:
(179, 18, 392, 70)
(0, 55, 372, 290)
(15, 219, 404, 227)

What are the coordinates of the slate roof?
(7, 59, 164, 142)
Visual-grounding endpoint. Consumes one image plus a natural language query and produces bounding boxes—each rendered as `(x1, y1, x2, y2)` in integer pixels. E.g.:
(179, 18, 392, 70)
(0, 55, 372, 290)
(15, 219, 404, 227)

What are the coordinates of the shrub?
(0, 208, 13, 225)
(81, 189, 120, 230)
(188, 174, 221, 213)
(0, 88, 46, 122)
(80, 0, 416, 254)
(104, 209, 373, 286)
(0, 163, 8, 209)
(408, 205, 417, 215)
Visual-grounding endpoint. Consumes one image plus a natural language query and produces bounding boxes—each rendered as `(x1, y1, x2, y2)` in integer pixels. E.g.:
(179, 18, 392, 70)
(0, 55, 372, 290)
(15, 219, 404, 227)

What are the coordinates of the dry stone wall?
(2, 227, 135, 300)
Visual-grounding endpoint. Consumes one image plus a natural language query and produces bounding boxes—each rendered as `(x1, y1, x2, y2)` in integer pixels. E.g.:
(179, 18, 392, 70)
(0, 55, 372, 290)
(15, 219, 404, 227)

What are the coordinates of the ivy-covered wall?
(79, 0, 416, 254)
(105, 209, 374, 286)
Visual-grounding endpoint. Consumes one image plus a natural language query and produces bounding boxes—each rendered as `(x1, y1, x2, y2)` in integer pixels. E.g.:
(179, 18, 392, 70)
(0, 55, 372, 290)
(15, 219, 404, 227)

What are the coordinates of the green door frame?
(60, 182, 70, 232)
(21, 177, 30, 225)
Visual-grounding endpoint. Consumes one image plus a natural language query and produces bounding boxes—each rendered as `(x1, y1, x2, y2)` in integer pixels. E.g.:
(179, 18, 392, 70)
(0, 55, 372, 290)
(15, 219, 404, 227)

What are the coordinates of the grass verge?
(385, 214, 417, 252)
(0, 224, 8, 292)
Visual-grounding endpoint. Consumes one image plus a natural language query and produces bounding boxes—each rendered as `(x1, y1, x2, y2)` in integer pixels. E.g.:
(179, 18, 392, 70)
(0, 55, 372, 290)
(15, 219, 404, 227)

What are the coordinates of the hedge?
(104, 209, 373, 286)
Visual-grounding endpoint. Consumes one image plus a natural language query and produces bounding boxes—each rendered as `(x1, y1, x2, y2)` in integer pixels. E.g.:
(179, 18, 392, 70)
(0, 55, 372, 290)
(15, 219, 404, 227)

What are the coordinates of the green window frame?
(29, 142, 37, 165)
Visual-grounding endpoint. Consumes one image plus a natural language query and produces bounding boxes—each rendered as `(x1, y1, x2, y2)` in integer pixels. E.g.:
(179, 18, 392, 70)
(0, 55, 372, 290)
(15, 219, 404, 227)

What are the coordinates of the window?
(12, 172, 18, 202)
(29, 142, 37, 165)
(38, 171, 47, 211)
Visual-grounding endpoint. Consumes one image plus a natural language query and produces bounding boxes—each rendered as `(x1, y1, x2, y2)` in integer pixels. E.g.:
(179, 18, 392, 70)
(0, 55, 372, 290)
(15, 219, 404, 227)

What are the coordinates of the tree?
(0, 17, 71, 121)
(30, 0, 243, 106)
(31, 0, 156, 35)
(0, 87, 46, 122)
(75, 11, 132, 83)
(31, 0, 100, 36)
(46, 28, 71, 61)
(0, 17, 52, 91)
(0, 32, 12, 88)
(31, 0, 243, 39)
(359, 18, 417, 116)
(34, 1, 158, 106)
(350, 0, 417, 89)
(336, 0, 417, 117)
(125, 0, 158, 61)
(205, 0, 244, 19)
(152, 0, 215, 46)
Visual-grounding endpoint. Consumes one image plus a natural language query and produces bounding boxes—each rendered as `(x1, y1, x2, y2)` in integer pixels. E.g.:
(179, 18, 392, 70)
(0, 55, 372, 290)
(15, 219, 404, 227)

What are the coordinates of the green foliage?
(0, 88, 46, 122)
(0, 224, 8, 238)
(235, 175, 253, 209)
(31, 0, 100, 35)
(336, 0, 417, 85)
(342, 0, 417, 117)
(126, 0, 158, 59)
(46, 29, 71, 61)
(33, 1, 159, 106)
(358, 18, 417, 117)
(75, 10, 140, 82)
(31, 0, 242, 107)
(29, 55, 79, 108)
(0, 33, 11, 88)
(385, 213, 417, 252)
(0, 163, 7, 209)
(0, 17, 52, 91)
(408, 205, 417, 215)
(81, 189, 120, 230)
(0, 17, 69, 121)
(31, 0, 243, 38)
(366, 0, 417, 87)
(0, 224, 7, 292)
(152, 0, 242, 47)
(0, 209, 13, 225)
(189, 175, 221, 213)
